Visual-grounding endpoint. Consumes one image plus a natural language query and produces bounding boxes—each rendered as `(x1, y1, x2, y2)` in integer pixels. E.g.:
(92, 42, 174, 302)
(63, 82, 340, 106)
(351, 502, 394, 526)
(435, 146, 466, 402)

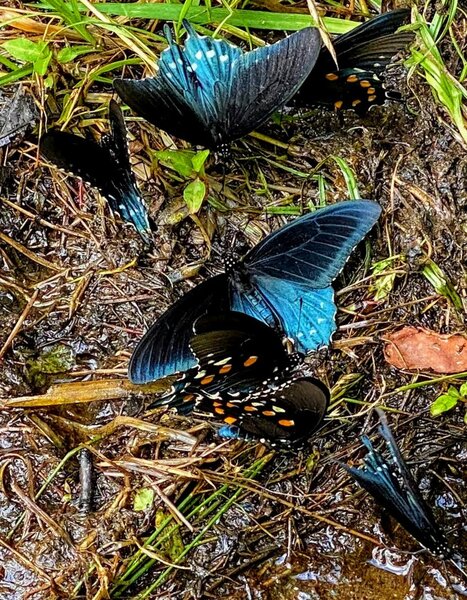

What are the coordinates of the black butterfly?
(129, 200, 381, 384)
(151, 311, 329, 444)
(114, 20, 321, 148)
(40, 100, 152, 242)
(292, 9, 413, 115)
(342, 409, 453, 559)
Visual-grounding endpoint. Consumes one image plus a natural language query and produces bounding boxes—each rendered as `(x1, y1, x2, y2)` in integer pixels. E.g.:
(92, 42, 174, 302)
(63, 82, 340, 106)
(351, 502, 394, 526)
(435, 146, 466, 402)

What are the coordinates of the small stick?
(0, 289, 38, 360)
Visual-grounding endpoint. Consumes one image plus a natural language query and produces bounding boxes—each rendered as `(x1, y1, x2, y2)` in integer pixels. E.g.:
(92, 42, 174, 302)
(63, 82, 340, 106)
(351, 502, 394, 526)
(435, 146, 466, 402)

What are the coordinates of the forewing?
(129, 275, 229, 383)
(40, 131, 115, 189)
(225, 27, 321, 140)
(244, 200, 381, 288)
(331, 8, 412, 68)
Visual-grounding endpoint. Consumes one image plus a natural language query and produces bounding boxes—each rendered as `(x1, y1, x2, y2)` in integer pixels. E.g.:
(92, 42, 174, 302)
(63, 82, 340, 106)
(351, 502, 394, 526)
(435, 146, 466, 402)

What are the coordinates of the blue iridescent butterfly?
(40, 100, 152, 242)
(151, 311, 330, 444)
(343, 409, 454, 560)
(292, 9, 413, 115)
(129, 200, 381, 384)
(114, 20, 321, 148)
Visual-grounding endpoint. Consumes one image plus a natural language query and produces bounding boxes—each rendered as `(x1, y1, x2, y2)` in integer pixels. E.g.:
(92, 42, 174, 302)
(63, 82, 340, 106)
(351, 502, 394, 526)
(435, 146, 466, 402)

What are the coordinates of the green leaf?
(33, 42, 52, 76)
(430, 393, 459, 417)
(191, 149, 210, 174)
(446, 386, 461, 398)
(133, 487, 154, 511)
(57, 45, 94, 63)
(156, 149, 196, 178)
(183, 178, 206, 214)
(459, 383, 467, 398)
(3, 39, 45, 63)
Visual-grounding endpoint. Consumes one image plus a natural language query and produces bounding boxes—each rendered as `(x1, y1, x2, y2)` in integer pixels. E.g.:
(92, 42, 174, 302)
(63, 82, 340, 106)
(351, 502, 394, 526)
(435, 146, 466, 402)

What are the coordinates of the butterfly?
(129, 200, 381, 385)
(292, 9, 413, 115)
(151, 311, 329, 444)
(40, 100, 152, 243)
(114, 20, 321, 148)
(342, 409, 453, 559)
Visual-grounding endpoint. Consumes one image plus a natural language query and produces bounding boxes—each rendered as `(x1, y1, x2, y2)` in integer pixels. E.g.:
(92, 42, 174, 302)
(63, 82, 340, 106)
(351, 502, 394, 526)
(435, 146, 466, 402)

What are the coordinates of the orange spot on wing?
(368, 95, 377, 102)
(334, 100, 343, 110)
(183, 394, 195, 402)
(367, 87, 376, 95)
(214, 407, 225, 415)
(243, 356, 258, 367)
(219, 364, 232, 374)
(352, 99, 362, 107)
(244, 406, 257, 412)
(278, 419, 295, 427)
(347, 74, 359, 83)
(200, 375, 215, 385)
(226, 402, 236, 408)
(360, 80, 371, 88)
(262, 410, 276, 417)
(325, 72, 339, 81)
(224, 416, 237, 425)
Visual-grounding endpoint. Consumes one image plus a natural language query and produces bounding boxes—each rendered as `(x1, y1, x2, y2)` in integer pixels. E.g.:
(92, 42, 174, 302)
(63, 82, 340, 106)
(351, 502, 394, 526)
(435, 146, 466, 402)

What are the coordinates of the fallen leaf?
(384, 326, 467, 373)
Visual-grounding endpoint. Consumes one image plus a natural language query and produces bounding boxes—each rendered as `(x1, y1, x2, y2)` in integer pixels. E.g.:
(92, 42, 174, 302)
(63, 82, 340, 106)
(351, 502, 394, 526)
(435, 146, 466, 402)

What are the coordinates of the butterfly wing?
(343, 410, 452, 558)
(40, 131, 115, 189)
(224, 27, 321, 142)
(151, 311, 294, 410)
(237, 281, 336, 354)
(40, 104, 151, 241)
(243, 200, 381, 286)
(114, 22, 241, 147)
(129, 274, 229, 384)
(293, 9, 413, 112)
(115, 24, 321, 147)
(187, 311, 292, 394)
(105, 101, 152, 241)
(229, 200, 381, 353)
(217, 377, 329, 443)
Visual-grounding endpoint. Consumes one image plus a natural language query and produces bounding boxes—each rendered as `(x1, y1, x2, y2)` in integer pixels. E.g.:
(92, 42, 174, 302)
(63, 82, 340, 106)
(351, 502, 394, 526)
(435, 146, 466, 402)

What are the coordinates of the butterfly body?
(114, 21, 321, 148)
(293, 9, 413, 114)
(130, 200, 381, 386)
(40, 101, 152, 242)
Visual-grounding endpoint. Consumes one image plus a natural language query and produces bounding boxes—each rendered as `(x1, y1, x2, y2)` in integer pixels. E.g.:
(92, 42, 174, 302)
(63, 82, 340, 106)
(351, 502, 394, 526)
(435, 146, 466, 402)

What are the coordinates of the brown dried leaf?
(384, 326, 467, 373)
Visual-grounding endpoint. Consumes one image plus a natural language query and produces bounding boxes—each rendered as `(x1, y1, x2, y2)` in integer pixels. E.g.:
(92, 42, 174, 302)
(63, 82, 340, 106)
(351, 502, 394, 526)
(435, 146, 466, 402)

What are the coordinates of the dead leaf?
(384, 326, 467, 374)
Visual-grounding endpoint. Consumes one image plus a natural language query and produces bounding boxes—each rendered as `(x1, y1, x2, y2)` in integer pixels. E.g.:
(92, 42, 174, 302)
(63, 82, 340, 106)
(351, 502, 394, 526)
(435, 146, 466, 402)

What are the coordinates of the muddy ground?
(0, 16, 466, 600)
